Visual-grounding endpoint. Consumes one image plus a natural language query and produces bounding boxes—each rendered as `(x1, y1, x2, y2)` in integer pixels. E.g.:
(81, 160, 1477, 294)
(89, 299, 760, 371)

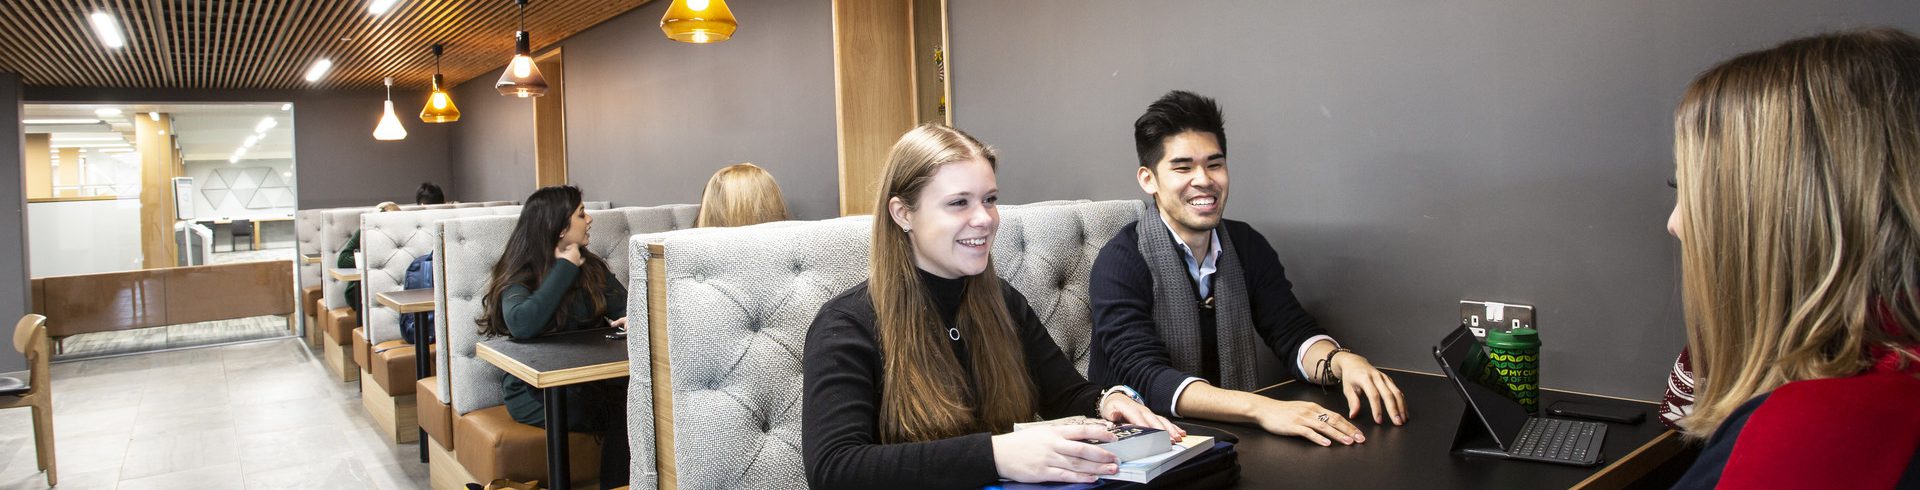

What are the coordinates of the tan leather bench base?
(371, 342, 420, 396)
(428, 435, 478, 490)
(302, 287, 323, 347)
(352, 328, 373, 374)
(324, 307, 356, 345)
(361, 375, 419, 444)
(418, 376, 453, 451)
(454, 405, 601, 486)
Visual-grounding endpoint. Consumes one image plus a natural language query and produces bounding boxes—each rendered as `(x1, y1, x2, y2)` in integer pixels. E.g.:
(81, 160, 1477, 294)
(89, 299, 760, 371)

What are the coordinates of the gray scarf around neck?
(1136, 204, 1258, 391)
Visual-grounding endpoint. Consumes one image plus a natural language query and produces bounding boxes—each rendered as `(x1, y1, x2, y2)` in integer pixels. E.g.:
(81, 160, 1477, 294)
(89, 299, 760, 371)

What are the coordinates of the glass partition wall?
(25, 102, 300, 359)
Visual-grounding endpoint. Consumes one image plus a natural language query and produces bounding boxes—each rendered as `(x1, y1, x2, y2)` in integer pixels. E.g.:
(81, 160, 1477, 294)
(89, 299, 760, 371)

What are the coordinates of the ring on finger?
(1317, 413, 1331, 423)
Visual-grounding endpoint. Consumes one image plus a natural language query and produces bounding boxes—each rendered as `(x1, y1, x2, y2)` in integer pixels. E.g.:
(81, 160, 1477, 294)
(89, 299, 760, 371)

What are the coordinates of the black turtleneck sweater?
(802, 270, 1105, 489)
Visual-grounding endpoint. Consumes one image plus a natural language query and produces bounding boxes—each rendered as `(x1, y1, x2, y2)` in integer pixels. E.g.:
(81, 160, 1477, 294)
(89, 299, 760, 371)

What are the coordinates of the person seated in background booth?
(804, 124, 1183, 489)
(1087, 91, 1404, 448)
(1666, 27, 1920, 488)
(476, 185, 630, 486)
(695, 162, 791, 228)
(341, 201, 402, 321)
(417, 181, 447, 205)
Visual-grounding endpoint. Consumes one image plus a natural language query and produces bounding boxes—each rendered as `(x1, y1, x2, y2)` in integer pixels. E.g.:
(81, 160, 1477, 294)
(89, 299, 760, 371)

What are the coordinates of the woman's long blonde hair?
(696, 163, 791, 228)
(870, 124, 1037, 443)
(1672, 27, 1920, 437)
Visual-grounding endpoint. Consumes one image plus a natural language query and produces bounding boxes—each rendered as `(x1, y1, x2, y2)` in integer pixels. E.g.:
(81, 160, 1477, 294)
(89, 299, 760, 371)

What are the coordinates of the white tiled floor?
(0, 338, 430, 489)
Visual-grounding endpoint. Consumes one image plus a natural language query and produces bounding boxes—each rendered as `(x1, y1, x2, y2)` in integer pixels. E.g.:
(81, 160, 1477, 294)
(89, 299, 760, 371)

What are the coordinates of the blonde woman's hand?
(555, 242, 584, 266)
(1098, 393, 1185, 442)
(610, 317, 629, 331)
(990, 424, 1119, 483)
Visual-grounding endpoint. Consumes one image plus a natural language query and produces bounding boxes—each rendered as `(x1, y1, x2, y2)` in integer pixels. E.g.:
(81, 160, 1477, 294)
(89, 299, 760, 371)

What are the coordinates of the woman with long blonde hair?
(803, 124, 1183, 488)
(695, 162, 791, 228)
(1669, 28, 1920, 488)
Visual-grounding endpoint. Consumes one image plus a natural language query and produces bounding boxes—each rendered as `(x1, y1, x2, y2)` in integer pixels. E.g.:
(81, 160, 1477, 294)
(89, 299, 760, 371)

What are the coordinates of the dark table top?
(1212, 370, 1680, 489)
(475, 328, 629, 389)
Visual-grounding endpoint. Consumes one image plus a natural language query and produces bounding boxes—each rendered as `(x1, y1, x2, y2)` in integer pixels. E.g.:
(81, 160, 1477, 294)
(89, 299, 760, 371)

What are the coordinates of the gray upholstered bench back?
(360, 206, 523, 344)
(623, 200, 1144, 490)
(297, 209, 328, 294)
(319, 207, 375, 310)
(435, 204, 698, 411)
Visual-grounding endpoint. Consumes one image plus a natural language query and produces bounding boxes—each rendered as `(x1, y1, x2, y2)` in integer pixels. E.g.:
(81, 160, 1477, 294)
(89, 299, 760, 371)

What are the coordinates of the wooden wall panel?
(135, 114, 176, 269)
(833, 0, 917, 217)
(23, 135, 51, 200)
(33, 260, 295, 337)
(164, 260, 295, 322)
(534, 48, 568, 188)
(35, 269, 167, 337)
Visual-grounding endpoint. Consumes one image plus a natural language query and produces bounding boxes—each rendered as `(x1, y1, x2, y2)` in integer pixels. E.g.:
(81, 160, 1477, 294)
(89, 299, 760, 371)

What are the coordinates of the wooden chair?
(0, 314, 54, 486)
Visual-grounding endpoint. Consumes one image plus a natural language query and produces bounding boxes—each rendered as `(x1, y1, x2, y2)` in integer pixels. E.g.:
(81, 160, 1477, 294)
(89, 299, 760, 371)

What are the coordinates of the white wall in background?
(28, 198, 143, 277)
(183, 158, 297, 219)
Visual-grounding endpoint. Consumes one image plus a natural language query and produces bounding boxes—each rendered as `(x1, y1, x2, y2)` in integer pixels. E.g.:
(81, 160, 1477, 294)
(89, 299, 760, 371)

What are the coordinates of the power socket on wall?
(1459, 300, 1535, 339)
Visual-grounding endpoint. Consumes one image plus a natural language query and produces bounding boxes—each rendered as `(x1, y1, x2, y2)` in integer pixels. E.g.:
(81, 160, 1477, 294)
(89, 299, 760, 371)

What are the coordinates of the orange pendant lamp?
(661, 0, 737, 44)
(420, 44, 461, 122)
(495, 0, 548, 97)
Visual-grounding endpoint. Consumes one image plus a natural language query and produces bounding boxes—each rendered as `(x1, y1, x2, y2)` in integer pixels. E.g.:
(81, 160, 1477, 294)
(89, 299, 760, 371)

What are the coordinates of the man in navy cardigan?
(1088, 91, 1407, 446)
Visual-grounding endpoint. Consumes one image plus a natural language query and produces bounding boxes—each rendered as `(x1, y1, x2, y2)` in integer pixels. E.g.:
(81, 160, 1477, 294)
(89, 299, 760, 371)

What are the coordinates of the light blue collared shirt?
(1163, 220, 1222, 300)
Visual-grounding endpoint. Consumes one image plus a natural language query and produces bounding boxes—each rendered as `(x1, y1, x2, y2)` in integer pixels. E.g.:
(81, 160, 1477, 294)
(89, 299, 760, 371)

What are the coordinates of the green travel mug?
(1484, 328, 1541, 414)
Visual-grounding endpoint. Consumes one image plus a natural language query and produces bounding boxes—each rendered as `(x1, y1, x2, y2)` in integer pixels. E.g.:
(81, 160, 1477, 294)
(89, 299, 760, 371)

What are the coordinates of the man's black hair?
(415, 182, 446, 205)
(1132, 90, 1226, 169)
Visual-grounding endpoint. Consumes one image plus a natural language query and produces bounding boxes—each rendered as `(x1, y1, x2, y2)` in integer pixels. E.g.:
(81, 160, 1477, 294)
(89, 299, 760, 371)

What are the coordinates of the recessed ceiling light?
(304, 58, 334, 82)
(94, 108, 122, 117)
(148, 112, 159, 121)
(22, 119, 102, 125)
(255, 117, 278, 133)
(369, 0, 399, 15)
(89, 11, 125, 49)
(243, 135, 258, 147)
(281, 103, 292, 111)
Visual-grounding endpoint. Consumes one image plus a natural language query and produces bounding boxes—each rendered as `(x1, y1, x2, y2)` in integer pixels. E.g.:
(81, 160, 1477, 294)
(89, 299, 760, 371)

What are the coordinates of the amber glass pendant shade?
(421, 45, 461, 122)
(661, 0, 737, 43)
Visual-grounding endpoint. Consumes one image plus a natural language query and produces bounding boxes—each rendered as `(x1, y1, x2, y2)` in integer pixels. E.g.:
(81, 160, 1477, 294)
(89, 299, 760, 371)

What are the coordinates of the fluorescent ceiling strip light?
(369, 0, 399, 15)
(255, 117, 278, 132)
(89, 12, 125, 49)
(304, 58, 334, 82)
(50, 135, 125, 141)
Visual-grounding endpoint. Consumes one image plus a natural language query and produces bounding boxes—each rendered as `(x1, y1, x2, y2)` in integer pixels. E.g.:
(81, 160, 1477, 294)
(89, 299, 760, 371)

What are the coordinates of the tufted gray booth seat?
(297, 208, 341, 346)
(360, 206, 523, 398)
(623, 199, 1144, 490)
(434, 204, 697, 484)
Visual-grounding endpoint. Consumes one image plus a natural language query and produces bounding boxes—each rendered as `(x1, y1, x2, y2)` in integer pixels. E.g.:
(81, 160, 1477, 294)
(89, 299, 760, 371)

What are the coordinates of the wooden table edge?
(374, 291, 435, 313)
(474, 342, 630, 389)
(328, 269, 361, 281)
(302, 254, 321, 264)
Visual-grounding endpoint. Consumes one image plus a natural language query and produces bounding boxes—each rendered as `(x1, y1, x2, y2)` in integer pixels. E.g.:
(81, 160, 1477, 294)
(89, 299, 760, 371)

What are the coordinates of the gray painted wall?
(950, 1, 1920, 400)
(24, 87, 453, 210)
(448, 72, 535, 204)
(449, 0, 839, 219)
(0, 73, 27, 372)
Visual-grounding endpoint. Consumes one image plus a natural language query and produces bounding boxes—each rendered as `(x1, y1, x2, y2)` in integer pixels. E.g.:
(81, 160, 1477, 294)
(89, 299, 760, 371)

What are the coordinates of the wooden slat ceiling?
(0, 0, 655, 91)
